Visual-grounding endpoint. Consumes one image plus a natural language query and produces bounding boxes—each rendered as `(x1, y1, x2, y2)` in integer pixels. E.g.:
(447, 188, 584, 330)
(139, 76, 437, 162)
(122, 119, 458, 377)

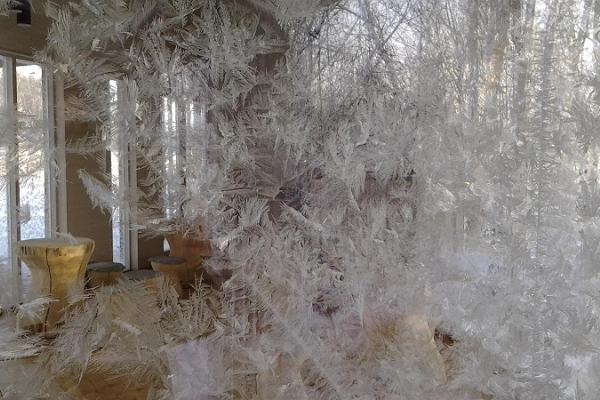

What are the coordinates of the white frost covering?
(1, 0, 600, 399)
(166, 338, 225, 399)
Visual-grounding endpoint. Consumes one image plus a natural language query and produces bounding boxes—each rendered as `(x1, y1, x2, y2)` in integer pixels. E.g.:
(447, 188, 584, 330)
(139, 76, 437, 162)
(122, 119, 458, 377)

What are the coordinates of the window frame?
(108, 79, 138, 270)
(0, 50, 62, 280)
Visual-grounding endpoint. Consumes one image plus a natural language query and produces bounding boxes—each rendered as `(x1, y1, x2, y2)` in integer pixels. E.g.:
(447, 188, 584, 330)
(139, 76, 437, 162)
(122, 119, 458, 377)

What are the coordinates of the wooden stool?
(165, 233, 212, 288)
(86, 262, 125, 288)
(123, 270, 162, 292)
(18, 238, 95, 335)
(148, 256, 186, 297)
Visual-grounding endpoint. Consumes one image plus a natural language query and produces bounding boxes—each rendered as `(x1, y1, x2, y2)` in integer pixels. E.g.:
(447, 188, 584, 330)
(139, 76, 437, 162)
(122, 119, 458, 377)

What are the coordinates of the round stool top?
(87, 262, 125, 273)
(124, 270, 161, 281)
(148, 256, 186, 265)
(19, 237, 94, 249)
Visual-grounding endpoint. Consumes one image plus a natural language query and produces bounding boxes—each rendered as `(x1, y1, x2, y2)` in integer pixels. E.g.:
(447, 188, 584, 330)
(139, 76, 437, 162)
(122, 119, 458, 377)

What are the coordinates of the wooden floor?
(0, 263, 153, 399)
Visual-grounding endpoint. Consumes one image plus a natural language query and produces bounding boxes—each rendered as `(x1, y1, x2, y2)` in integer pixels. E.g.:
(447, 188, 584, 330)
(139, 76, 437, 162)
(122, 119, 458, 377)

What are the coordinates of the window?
(108, 80, 136, 269)
(17, 60, 48, 240)
(161, 93, 182, 221)
(0, 54, 56, 277)
(109, 72, 208, 262)
(160, 71, 209, 225)
(0, 57, 8, 262)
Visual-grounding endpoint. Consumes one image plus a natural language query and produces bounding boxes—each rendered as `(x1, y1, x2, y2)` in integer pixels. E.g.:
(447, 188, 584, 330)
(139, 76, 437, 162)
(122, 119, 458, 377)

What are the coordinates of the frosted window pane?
(0, 148, 7, 265)
(109, 80, 123, 263)
(0, 57, 4, 108)
(162, 96, 180, 220)
(16, 61, 46, 240)
(0, 58, 8, 264)
(111, 150, 122, 263)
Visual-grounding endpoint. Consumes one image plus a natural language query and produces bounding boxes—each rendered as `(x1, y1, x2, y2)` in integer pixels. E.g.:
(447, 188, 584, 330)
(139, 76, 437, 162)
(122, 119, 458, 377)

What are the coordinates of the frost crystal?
(2, 0, 600, 399)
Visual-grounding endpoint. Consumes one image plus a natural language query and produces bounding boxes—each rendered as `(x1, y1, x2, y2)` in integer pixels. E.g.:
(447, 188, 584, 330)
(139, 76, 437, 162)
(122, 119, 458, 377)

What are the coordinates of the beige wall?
(138, 235, 163, 269)
(63, 111, 163, 267)
(0, 1, 50, 57)
(64, 117, 114, 262)
(135, 160, 164, 269)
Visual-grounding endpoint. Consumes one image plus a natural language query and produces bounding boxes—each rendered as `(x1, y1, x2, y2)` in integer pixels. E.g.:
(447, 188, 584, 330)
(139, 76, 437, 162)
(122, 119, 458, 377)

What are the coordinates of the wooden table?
(18, 238, 95, 334)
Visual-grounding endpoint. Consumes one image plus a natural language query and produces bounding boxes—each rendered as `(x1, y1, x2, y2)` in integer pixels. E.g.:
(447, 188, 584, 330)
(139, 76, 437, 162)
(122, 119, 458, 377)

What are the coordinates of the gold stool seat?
(18, 238, 95, 335)
(86, 262, 125, 288)
(148, 256, 186, 297)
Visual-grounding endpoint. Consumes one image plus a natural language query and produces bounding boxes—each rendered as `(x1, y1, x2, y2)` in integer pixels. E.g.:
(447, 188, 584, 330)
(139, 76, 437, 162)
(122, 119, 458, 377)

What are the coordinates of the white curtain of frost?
(2, 0, 600, 399)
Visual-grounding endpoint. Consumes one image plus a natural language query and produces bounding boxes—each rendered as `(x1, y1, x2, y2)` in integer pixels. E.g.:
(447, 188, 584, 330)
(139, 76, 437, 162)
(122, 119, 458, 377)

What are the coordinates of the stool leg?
(158, 270, 183, 297)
